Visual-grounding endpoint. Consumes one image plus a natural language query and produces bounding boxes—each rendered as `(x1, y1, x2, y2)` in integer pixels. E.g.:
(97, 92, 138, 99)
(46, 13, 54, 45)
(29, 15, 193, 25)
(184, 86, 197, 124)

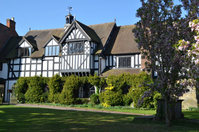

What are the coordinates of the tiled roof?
(24, 28, 64, 58)
(104, 25, 140, 55)
(101, 68, 141, 77)
(1, 20, 140, 59)
(0, 23, 18, 56)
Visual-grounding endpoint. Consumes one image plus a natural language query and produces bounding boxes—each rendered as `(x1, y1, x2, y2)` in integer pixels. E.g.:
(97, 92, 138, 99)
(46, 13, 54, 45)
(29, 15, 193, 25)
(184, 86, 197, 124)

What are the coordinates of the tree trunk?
(164, 96, 171, 126)
(196, 80, 199, 105)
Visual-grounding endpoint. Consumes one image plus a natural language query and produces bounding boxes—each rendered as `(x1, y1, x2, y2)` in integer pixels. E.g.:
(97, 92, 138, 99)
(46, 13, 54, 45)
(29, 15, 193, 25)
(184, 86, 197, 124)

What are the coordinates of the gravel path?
(16, 104, 153, 116)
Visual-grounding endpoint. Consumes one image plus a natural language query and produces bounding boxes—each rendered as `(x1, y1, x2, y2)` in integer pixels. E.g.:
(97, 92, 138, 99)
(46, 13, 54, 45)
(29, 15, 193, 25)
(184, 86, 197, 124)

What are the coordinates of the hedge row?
(14, 72, 161, 108)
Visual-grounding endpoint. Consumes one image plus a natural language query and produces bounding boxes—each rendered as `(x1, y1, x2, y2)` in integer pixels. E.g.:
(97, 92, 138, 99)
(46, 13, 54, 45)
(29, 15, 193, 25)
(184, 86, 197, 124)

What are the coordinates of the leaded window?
(45, 46, 60, 56)
(18, 47, 32, 57)
(68, 42, 84, 54)
(119, 57, 131, 68)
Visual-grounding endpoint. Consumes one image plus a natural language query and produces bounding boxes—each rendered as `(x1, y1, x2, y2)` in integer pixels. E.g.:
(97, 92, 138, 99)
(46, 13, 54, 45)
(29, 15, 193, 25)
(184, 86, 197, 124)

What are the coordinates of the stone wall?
(180, 86, 198, 109)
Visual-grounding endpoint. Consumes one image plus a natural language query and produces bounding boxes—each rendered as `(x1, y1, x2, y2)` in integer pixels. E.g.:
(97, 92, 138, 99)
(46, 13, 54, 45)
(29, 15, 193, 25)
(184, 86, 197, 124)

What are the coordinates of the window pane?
(45, 46, 60, 56)
(45, 47, 49, 56)
(49, 47, 52, 56)
(29, 48, 31, 56)
(68, 43, 84, 54)
(69, 43, 73, 54)
(56, 46, 59, 55)
(25, 48, 28, 56)
(119, 57, 131, 68)
(52, 46, 55, 56)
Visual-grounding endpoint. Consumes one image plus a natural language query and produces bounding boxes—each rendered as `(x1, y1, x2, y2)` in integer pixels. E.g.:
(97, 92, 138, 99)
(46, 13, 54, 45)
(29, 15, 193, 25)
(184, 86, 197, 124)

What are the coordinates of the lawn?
(0, 105, 199, 132)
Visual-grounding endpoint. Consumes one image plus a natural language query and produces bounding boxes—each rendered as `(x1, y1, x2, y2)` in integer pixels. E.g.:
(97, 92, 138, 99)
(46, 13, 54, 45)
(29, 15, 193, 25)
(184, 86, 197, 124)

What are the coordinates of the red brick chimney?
(6, 17, 16, 32)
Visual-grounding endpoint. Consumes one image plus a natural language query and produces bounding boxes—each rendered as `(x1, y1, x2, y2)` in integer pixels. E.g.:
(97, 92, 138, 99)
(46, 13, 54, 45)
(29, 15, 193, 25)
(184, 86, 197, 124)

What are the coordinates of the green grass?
(0, 105, 199, 132)
(29, 103, 156, 115)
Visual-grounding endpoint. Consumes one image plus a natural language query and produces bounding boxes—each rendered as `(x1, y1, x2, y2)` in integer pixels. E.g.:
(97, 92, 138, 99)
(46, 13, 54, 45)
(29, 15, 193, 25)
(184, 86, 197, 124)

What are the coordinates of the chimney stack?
(7, 17, 16, 32)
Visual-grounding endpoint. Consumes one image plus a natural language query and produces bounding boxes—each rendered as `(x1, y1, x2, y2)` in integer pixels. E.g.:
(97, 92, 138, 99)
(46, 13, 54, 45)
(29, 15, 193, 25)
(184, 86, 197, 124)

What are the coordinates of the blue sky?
(0, 0, 142, 35)
(0, 0, 182, 36)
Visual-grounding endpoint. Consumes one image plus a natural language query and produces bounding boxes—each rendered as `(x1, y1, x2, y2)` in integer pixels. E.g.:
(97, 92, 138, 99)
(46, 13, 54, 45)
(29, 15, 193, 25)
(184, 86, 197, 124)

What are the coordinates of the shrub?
(153, 92, 162, 109)
(48, 74, 63, 103)
(14, 77, 29, 103)
(88, 75, 106, 94)
(75, 98, 89, 104)
(25, 76, 47, 103)
(41, 92, 49, 103)
(90, 93, 99, 105)
(106, 75, 130, 94)
(128, 72, 153, 108)
(99, 90, 123, 106)
(59, 75, 80, 105)
(123, 94, 133, 106)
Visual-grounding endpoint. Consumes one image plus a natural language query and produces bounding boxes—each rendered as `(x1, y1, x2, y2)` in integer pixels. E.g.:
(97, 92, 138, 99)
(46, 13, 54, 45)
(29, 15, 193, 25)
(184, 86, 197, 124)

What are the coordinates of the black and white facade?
(0, 14, 144, 102)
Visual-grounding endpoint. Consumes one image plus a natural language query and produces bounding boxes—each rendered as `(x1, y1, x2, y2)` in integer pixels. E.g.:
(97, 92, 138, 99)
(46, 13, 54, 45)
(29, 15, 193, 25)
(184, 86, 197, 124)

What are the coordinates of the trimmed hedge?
(59, 75, 80, 105)
(99, 90, 123, 106)
(48, 74, 63, 103)
(25, 76, 48, 103)
(14, 72, 160, 108)
(14, 77, 29, 103)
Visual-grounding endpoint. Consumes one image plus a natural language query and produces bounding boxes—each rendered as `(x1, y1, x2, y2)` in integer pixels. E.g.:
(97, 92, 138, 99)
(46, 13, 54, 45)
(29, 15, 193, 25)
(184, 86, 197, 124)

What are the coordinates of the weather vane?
(68, 6, 72, 15)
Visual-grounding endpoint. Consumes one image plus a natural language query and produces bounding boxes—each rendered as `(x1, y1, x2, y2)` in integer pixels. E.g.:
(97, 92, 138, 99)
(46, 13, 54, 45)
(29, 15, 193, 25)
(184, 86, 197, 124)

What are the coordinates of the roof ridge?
(118, 25, 136, 28)
(89, 22, 115, 27)
(27, 28, 64, 32)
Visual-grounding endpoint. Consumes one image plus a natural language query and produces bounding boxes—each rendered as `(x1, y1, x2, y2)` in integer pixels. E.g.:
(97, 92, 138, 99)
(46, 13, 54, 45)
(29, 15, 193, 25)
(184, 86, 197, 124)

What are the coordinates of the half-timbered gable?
(59, 21, 101, 76)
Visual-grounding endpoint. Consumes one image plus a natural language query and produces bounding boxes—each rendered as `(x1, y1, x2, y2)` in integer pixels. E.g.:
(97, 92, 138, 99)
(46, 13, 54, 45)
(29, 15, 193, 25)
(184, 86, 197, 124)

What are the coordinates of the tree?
(176, 19, 199, 101)
(134, 0, 198, 125)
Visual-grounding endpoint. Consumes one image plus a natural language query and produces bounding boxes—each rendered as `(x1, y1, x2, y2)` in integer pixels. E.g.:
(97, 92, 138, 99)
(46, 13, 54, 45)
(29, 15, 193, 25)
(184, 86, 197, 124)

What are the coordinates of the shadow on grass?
(0, 106, 198, 132)
(183, 111, 199, 120)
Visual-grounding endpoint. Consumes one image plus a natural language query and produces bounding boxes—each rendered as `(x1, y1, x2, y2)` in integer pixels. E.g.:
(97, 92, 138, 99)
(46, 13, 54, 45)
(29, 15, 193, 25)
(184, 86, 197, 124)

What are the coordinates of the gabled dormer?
(18, 38, 35, 57)
(43, 35, 60, 56)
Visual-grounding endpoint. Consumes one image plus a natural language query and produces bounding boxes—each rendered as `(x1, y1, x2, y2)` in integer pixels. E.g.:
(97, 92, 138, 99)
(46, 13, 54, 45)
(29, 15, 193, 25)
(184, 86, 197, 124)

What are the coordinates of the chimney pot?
(11, 17, 15, 21)
(6, 18, 16, 32)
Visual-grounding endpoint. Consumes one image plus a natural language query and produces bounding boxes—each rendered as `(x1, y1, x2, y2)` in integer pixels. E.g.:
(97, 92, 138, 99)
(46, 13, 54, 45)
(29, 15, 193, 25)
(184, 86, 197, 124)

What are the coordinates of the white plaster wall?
(43, 61, 48, 70)
(46, 39, 58, 46)
(131, 56, 135, 68)
(61, 55, 90, 70)
(54, 57, 59, 62)
(66, 28, 86, 40)
(20, 41, 31, 48)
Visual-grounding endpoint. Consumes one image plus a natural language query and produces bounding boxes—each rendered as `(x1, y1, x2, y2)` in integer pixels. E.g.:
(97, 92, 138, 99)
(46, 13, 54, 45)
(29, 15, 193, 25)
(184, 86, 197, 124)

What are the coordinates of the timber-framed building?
(0, 14, 146, 102)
